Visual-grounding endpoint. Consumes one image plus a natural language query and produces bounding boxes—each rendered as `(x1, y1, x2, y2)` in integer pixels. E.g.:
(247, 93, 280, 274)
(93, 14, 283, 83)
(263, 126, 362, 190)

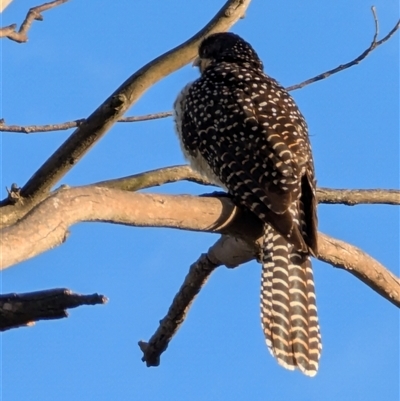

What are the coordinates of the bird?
(173, 32, 321, 376)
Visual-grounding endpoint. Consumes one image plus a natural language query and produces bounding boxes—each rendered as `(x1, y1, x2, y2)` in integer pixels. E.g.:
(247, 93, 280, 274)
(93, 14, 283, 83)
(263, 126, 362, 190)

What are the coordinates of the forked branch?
(286, 8, 400, 91)
(1, 8, 398, 133)
(0, 0, 252, 229)
(140, 228, 400, 366)
(1, 187, 398, 308)
(0, 0, 70, 43)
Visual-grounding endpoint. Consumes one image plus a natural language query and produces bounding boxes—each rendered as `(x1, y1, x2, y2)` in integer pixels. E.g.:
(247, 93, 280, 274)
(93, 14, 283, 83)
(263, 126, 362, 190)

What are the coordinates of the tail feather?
(261, 224, 321, 376)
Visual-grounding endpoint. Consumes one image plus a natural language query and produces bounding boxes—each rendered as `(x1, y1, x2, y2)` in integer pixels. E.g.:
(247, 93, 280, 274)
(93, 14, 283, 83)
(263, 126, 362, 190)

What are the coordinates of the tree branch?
(2, 10, 398, 133)
(0, 112, 173, 133)
(0, 289, 107, 331)
(92, 165, 400, 205)
(0, 0, 250, 221)
(1, 187, 398, 308)
(92, 165, 213, 191)
(140, 230, 400, 367)
(317, 233, 400, 307)
(139, 235, 255, 366)
(286, 8, 400, 91)
(316, 188, 400, 205)
(1, 164, 398, 230)
(0, 0, 70, 43)
(139, 253, 220, 366)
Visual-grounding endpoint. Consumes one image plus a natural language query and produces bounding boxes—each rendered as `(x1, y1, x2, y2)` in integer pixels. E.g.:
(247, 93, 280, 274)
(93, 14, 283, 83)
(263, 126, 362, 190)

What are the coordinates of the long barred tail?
(260, 224, 321, 376)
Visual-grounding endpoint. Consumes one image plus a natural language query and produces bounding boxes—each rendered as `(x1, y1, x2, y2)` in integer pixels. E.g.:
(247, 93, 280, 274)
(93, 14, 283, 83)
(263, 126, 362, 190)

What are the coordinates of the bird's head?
(193, 32, 263, 73)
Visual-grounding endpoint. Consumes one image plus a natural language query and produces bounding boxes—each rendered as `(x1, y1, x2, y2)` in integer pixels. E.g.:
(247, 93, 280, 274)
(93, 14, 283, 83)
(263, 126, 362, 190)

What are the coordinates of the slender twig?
(92, 165, 212, 191)
(2, 11, 398, 133)
(286, 9, 400, 91)
(0, 112, 174, 133)
(0, 0, 70, 43)
(119, 112, 173, 123)
(317, 188, 400, 205)
(0, 289, 107, 331)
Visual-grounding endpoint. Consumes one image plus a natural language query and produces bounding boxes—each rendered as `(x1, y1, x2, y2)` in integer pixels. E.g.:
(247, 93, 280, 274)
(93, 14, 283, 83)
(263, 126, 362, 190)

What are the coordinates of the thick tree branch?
(0, 289, 107, 331)
(0, 188, 257, 269)
(0, 0, 250, 226)
(1, 187, 398, 309)
(2, 165, 398, 230)
(0, 0, 69, 43)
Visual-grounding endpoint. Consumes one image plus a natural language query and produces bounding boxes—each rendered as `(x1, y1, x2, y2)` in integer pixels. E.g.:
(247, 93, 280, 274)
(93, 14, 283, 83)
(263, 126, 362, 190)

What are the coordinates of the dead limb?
(0, 112, 173, 133)
(0, 0, 70, 43)
(286, 8, 400, 91)
(0, 288, 107, 331)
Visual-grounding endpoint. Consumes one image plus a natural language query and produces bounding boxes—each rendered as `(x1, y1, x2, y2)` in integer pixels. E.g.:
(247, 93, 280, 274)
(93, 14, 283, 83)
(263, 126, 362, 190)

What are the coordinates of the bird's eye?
(201, 48, 210, 58)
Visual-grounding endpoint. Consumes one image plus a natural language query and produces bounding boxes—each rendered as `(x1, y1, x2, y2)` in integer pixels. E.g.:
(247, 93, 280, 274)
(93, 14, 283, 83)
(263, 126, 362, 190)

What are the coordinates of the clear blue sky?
(1, 1, 399, 400)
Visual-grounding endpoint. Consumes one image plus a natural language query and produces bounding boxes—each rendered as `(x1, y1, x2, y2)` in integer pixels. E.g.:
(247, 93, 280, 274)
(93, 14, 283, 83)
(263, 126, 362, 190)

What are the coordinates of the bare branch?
(1, 187, 398, 308)
(0, 0, 70, 43)
(0, 0, 251, 228)
(317, 188, 400, 205)
(0, 112, 173, 134)
(0, 119, 86, 133)
(94, 165, 400, 205)
(286, 10, 400, 91)
(0, 165, 212, 230)
(4, 8, 398, 134)
(139, 253, 219, 366)
(0, 188, 249, 269)
(0, 289, 107, 331)
(93, 165, 213, 191)
(317, 233, 400, 308)
(1, 164, 398, 230)
(139, 230, 400, 366)
(15, 0, 249, 197)
(2, 9, 398, 136)
(139, 235, 255, 366)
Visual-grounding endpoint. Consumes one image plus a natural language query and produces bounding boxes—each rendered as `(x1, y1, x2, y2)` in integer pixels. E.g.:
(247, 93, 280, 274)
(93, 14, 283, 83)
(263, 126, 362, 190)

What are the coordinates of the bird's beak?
(193, 57, 211, 73)
(192, 57, 201, 67)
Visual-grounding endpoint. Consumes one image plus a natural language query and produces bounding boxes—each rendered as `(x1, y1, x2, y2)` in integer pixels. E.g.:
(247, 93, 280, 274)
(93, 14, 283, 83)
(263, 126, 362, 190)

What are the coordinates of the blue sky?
(1, 1, 399, 400)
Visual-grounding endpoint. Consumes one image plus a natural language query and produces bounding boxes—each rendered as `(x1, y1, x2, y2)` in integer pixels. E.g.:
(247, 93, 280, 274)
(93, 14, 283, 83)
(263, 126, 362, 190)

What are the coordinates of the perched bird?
(173, 32, 321, 376)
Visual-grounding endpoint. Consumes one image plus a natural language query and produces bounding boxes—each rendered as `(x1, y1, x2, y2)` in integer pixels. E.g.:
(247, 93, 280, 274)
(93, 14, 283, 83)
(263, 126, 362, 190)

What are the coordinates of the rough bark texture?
(1, 187, 398, 309)
(0, 289, 107, 331)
